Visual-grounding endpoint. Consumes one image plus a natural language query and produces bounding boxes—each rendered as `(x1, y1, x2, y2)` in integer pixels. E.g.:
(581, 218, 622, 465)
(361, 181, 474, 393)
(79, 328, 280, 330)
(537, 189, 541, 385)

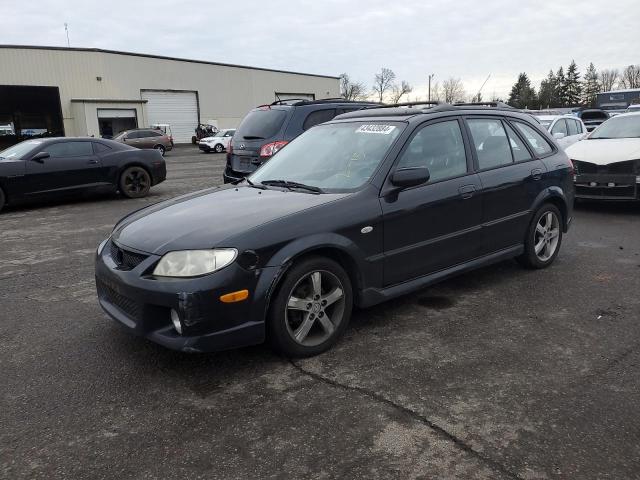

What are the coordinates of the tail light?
(260, 141, 288, 157)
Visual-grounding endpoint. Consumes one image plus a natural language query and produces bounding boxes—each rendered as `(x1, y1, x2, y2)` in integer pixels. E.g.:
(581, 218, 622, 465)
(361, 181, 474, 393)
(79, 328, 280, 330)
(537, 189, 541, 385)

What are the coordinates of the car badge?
(361, 226, 373, 234)
(240, 143, 245, 150)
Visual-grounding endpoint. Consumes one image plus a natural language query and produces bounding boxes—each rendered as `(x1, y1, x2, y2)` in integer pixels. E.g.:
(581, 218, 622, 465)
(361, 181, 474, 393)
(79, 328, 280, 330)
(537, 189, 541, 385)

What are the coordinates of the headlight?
(153, 249, 237, 277)
(97, 238, 109, 255)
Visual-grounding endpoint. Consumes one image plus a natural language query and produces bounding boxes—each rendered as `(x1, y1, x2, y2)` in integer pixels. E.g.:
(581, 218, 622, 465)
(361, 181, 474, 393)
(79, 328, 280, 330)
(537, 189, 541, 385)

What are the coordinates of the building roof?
(0, 45, 340, 80)
(599, 88, 640, 94)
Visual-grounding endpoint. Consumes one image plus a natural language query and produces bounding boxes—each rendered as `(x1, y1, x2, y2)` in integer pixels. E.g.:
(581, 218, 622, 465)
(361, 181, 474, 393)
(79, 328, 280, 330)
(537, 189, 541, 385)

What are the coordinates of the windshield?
(590, 115, 640, 139)
(250, 121, 403, 192)
(236, 108, 288, 139)
(0, 140, 42, 160)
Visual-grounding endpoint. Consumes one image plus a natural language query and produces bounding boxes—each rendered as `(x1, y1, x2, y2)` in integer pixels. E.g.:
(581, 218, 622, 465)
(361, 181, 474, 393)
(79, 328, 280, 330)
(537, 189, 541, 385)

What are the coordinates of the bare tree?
(430, 81, 442, 102)
(339, 73, 366, 101)
(372, 68, 396, 102)
(389, 80, 413, 104)
(442, 77, 466, 103)
(599, 69, 619, 92)
(619, 65, 640, 89)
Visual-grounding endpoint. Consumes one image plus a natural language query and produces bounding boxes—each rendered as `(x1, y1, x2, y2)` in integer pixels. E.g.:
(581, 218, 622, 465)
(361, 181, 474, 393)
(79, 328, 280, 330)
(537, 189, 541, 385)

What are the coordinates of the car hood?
(200, 136, 221, 142)
(565, 138, 640, 165)
(112, 186, 347, 255)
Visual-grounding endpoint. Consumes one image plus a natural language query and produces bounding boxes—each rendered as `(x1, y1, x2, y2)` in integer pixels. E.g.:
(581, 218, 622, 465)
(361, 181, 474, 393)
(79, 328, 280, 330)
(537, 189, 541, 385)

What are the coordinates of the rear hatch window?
(235, 108, 288, 140)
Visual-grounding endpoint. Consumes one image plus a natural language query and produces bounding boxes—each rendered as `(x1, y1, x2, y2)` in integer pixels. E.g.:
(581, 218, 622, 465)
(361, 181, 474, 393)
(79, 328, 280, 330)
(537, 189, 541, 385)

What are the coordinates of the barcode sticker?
(356, 125, 396, 135)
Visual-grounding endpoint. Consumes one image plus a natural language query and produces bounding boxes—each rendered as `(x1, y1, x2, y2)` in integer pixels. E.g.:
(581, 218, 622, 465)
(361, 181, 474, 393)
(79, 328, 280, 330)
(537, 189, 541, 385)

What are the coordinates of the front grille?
(96, 278, 142, 320)
(109, 241, 148, 270)
(574, 160, 638, 175)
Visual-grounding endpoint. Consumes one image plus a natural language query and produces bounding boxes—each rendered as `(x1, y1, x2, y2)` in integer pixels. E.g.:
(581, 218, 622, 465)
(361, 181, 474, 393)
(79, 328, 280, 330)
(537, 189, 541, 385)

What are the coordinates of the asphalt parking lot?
(1, 145, 639, 479)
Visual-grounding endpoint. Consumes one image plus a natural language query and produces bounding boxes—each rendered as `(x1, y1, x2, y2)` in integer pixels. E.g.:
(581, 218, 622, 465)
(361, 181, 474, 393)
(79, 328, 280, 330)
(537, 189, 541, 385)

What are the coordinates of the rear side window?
(303, 109, 336, 130)
(567, 119, 578, 135)
(236, 109, 288, 139)
(504, 124, 531, 162)
(551, 119, 568, 136)
(575, 120, 583, 134)
(513, 122, 554, 156)
(397, 120, 468, 182)
(93, 142, 112, 154)
(45, 141, 93, 157)
(127, 131, 140, 139)
(467, 119, 513, 170)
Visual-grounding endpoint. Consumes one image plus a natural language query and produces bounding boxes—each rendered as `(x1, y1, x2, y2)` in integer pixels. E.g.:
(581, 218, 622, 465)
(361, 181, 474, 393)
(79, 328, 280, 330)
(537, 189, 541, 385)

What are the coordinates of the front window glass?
(0, 140, 42, 160)
(45, 141, 93, 157)
(551, 119, 568, 136)
(396, 120, 467, 182)
(250, 121, 403, 191)
(590, 115, 640, 139)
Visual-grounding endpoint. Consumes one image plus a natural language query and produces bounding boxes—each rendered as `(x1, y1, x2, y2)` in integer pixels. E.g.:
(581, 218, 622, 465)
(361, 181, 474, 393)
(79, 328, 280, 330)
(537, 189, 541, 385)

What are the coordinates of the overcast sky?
(2, 0, 639, 99)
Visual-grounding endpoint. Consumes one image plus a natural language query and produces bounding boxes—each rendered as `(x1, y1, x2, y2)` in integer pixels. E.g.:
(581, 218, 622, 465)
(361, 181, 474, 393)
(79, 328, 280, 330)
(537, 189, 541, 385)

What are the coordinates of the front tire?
(214, 143, 224, 153)
(517, 204, 563, 269)
(154, 144, 166, 156)
(119, 166, 151, 199)
(268, 256, 353, 357)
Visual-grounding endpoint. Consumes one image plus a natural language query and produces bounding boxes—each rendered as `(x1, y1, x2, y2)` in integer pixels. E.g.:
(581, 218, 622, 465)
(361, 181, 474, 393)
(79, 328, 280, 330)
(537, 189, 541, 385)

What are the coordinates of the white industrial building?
(0, 45, 340, 144)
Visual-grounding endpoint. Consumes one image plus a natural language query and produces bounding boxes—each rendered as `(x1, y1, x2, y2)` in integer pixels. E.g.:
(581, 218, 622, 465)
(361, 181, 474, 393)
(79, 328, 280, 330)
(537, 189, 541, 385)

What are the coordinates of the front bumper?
(198, 143, 212, 152)
(574, 174, 639, 201)
(223, 165, 250, 184)
(95, 240, 277, 352)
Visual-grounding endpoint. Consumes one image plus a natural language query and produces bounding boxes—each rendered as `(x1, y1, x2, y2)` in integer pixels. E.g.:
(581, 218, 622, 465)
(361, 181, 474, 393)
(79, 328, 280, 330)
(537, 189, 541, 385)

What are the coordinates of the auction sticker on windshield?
(356, 125, 396, 134)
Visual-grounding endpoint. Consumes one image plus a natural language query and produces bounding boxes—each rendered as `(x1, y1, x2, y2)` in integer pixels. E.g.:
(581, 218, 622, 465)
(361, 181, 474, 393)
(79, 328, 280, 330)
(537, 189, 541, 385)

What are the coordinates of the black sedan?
(0, 137, 166, 212)
(95, 104, 573, 357)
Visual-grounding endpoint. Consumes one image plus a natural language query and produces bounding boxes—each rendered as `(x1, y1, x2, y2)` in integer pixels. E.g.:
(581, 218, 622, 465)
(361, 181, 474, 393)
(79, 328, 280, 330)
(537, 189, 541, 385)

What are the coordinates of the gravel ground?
(1, 145, 639, 479)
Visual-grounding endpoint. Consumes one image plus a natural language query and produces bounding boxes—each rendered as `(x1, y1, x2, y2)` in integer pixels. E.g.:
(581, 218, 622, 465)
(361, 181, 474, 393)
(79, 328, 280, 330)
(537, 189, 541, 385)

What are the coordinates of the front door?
(381, 118, 483, 286)
(25, 140, 102, 194)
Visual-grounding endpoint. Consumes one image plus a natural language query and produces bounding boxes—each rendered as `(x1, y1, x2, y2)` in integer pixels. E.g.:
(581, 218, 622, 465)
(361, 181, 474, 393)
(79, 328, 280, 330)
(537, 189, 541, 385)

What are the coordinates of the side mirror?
(31, 151, 50, 163)
(391, 167, 430, 189)
(553, 132, 566, 140)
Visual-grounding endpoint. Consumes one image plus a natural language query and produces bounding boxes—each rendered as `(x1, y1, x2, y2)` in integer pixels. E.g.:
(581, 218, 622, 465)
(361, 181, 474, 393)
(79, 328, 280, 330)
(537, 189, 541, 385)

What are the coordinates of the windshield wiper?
(260, 179, 324, 194)
(243, 177, 267, 189)
(242, 135, 265, 140)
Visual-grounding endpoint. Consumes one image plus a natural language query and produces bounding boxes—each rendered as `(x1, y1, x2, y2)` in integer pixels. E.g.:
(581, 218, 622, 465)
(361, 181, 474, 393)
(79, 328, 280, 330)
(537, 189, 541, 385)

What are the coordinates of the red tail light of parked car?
(260, 141, 288, 157)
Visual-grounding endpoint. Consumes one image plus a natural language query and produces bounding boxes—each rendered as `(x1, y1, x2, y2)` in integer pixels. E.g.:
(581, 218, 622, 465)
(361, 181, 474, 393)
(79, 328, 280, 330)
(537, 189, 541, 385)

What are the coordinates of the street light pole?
(428, 73, 435, 102)
(64, 23, 70, 47)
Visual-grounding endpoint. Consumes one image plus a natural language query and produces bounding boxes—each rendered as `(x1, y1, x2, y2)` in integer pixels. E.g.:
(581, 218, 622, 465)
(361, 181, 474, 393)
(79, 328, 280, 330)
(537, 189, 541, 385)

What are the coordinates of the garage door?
(141, 90, 198, 143)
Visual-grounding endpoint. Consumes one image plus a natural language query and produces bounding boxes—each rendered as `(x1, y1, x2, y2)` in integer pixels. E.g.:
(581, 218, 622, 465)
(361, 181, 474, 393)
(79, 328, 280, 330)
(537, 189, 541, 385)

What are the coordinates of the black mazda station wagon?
(95, 102, 574, 357)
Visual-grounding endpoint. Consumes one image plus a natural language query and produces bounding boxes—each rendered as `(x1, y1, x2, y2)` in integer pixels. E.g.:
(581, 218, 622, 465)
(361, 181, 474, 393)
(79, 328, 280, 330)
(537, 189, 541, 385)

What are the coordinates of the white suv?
(199, 129, 235, 153)
(536, 115, 587, 149)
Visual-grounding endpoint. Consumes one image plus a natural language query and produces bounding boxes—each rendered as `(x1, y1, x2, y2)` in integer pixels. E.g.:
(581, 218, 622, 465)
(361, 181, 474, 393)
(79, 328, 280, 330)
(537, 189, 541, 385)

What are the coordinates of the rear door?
(25, 140, 102, 194)
(465, 116, 546, 252)
(381, 118, 483, 286)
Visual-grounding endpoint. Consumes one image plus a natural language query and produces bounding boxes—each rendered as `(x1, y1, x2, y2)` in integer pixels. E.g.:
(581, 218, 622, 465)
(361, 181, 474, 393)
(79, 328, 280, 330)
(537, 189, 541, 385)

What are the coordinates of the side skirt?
(359, 245, 524, 308)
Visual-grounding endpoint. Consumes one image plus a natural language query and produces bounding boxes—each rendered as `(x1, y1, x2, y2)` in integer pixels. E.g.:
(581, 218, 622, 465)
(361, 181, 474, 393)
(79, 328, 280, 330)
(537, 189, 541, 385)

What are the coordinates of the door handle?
(88, 159, 99, 165)
(458, 184, 476, 199)
(531, 168, 543, 180)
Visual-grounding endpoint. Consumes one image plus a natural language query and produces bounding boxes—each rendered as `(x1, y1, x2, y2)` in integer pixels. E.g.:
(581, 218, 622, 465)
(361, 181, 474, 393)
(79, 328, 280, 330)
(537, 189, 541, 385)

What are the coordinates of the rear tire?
(119, 166, 151, 199)
(268, 256, 353, 357)
(517, 204, 563, 269)
(0, 188, 5, 213)
(154, 144, 166, 156)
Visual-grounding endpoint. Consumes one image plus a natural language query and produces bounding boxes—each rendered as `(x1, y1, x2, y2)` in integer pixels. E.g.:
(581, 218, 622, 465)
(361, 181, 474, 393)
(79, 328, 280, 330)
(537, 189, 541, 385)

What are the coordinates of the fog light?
(170, 309, 182, 334)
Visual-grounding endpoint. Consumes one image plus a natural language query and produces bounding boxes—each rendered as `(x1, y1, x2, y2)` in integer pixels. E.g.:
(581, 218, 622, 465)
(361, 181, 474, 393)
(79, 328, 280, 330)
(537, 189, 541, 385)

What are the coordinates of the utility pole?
(428, 73, 435, 102)
(64, 23, 70, 47)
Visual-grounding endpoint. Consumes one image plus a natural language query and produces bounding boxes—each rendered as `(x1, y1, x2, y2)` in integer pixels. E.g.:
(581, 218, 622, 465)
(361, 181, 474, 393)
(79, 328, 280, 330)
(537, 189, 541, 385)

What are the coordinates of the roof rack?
(270, 98, 381, 107)
(452, 101, 515, 109)
(271, 98, 310, 105)
(364, 101, 443, 110)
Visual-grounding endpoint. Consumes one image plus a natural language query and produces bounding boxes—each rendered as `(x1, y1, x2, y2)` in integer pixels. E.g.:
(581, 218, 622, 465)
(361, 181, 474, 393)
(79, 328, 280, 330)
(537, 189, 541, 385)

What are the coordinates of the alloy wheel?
(123, 168, 150, 196)
(285, 270, 345, 347)
(534, 211, 560, 261)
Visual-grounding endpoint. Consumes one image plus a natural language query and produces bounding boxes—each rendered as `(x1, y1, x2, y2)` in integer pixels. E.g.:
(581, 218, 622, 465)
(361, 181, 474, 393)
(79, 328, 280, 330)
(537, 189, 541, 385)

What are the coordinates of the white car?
(199, 129, 235, 153)
(536, 115, 587, 149)
(565, 112, 640, 201)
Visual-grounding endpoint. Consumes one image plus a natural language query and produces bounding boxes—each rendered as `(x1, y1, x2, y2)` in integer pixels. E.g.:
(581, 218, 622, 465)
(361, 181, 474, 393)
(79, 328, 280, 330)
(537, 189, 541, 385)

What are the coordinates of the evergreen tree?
(582, 62, 600, 107)
(565, 60, 582, 106)
(507, 73, 538, 109)
(538, 70, 558, 108)
(556, 66, 568, 107)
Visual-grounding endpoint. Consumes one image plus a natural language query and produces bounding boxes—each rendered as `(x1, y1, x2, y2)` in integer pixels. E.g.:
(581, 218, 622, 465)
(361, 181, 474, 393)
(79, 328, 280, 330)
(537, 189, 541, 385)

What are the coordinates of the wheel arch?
(531, 187, 569, 232)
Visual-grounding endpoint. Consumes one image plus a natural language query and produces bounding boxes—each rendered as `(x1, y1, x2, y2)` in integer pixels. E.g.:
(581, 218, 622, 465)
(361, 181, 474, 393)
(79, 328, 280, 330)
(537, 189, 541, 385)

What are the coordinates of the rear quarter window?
(512, 122, 554, 156)
(303, 109, 336, 130)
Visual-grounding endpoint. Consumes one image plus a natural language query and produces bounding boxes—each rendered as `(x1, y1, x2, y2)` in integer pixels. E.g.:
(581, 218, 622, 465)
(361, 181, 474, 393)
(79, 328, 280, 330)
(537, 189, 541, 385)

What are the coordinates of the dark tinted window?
(93, 142, 112, 154)
(513, 122, 554, 155)
(45, 141, 93, 157)
(126, 131, 140, 139)
(397, 120, 467, 182)
(467, 119, 512, 169)
(148, 130, 163, 137)
(236, 109, 288, 139)
(504, 123, 531, 162)
(137, 130, 160, 138)
(303, 109, 336, 130)
(551, 119, 568, 136)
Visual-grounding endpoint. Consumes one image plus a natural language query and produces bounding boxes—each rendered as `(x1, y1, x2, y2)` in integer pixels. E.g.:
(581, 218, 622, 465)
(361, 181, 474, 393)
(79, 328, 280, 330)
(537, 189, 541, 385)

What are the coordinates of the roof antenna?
(64, 23, 70, 47)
